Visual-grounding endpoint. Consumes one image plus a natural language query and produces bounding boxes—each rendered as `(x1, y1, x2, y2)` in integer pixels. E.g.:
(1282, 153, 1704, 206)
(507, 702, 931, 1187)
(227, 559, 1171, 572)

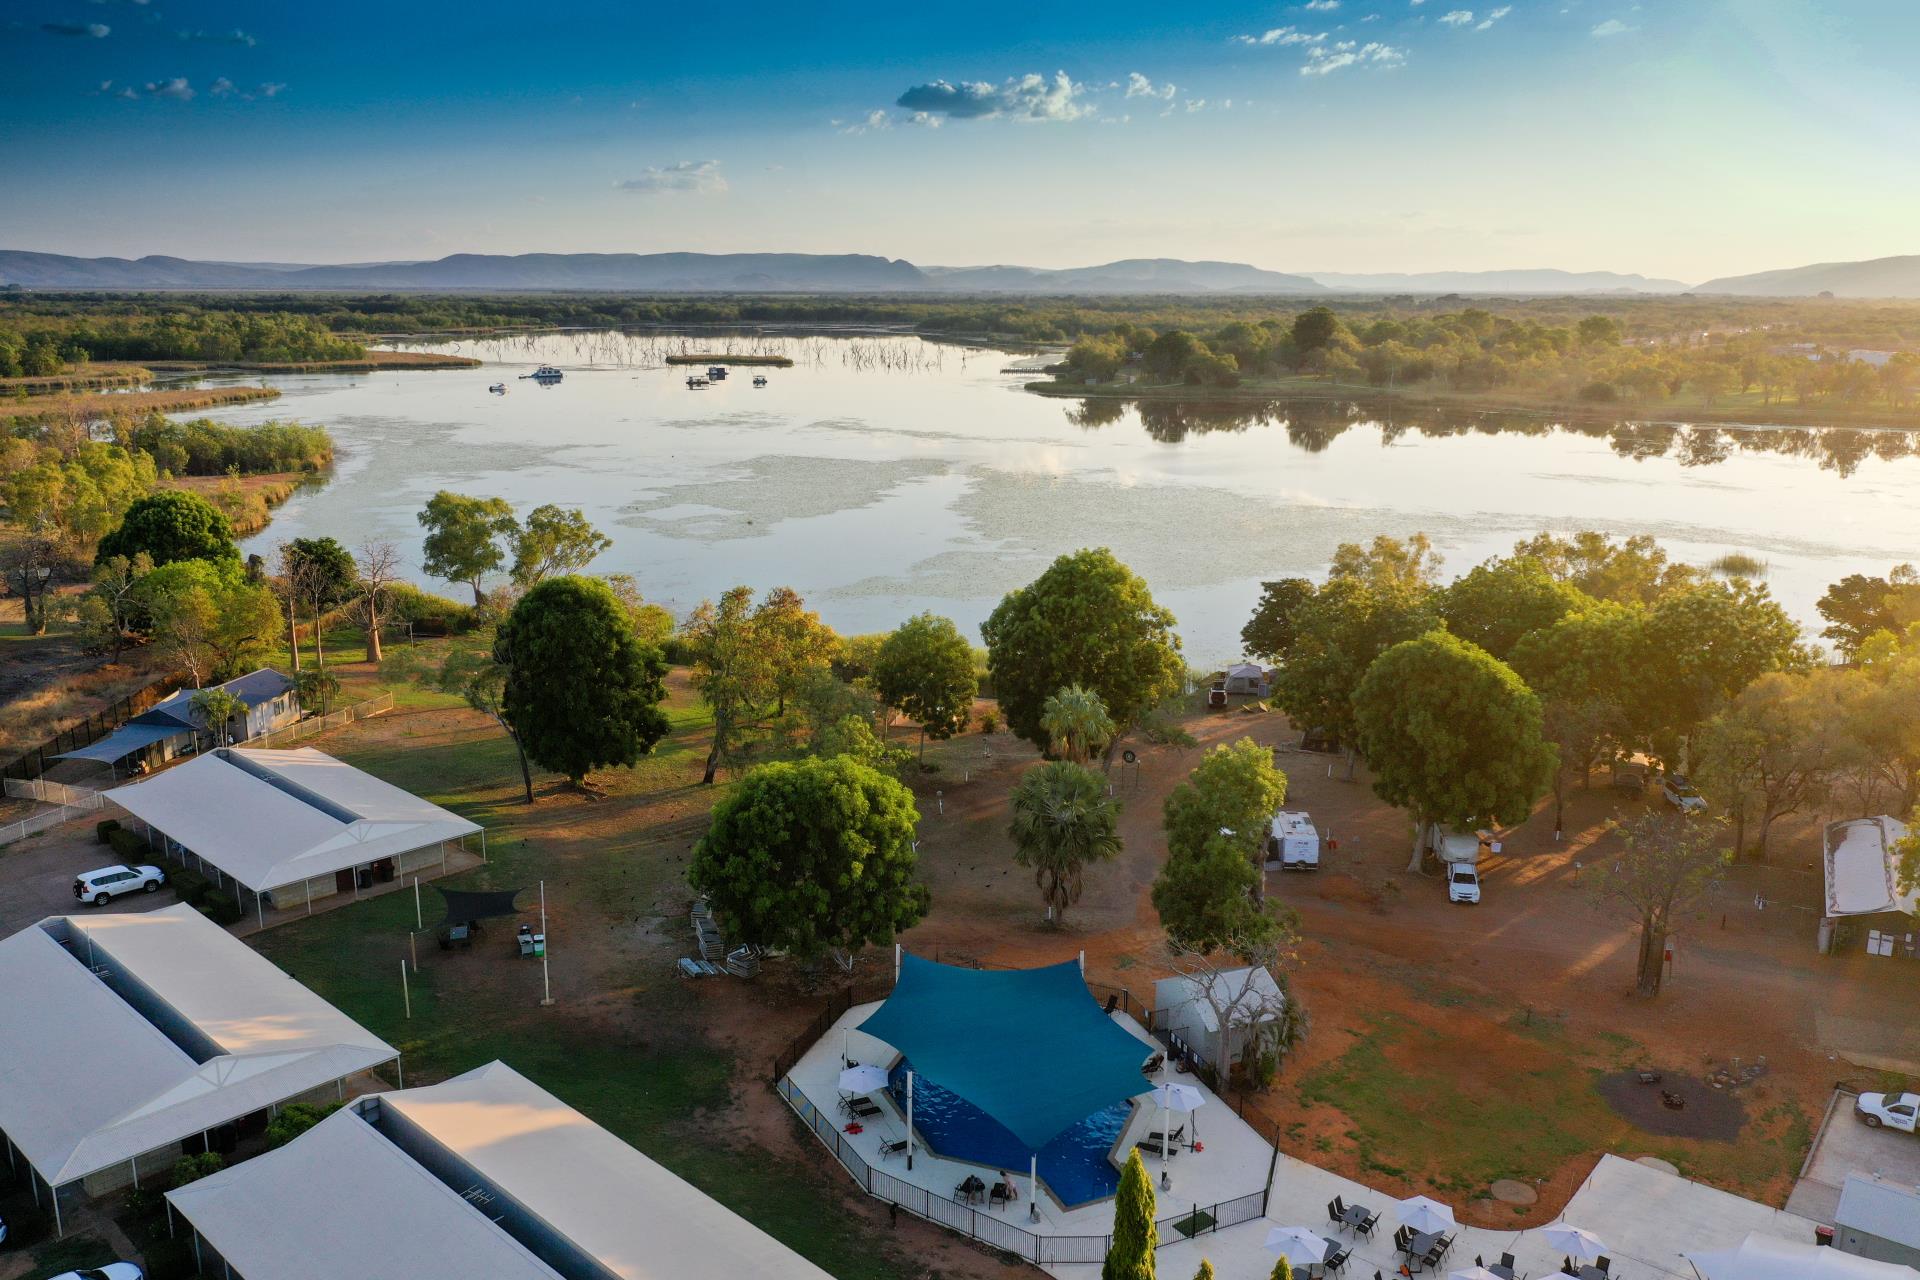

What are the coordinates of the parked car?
(1447, 864, 1482, 904)
(1855, 1091, 1919, 1132)
(1611, 764, 1648, 796)
(49, 1266, 144, 1280)
(72, 864, 165, 906)
(1661, 774, 1707, 813)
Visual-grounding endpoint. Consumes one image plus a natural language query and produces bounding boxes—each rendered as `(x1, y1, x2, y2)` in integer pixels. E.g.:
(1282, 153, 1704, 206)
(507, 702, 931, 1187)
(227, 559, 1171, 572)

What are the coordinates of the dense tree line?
(0, 311, 362, 370)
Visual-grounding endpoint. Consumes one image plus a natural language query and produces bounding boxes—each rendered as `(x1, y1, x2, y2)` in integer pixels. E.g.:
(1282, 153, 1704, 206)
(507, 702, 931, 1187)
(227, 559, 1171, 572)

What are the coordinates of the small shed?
(1821, 816, 1918, 954)
(1154, 965, 1286, 1076)
(56, 669, 299, 773)
(1836, 1174, 1920, 1270)
(1223, 662, 1271, 697)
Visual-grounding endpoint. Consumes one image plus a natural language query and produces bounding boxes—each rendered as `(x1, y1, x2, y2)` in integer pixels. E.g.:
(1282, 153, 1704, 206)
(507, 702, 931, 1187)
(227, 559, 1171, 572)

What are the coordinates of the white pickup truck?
(1855, 1091, 1919, 1132)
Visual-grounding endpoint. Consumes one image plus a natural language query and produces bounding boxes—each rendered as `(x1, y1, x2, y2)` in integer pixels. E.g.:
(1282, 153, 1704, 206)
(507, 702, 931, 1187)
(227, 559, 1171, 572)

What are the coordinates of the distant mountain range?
(1694, 255, 1920, 298)
(5, 248, 1920, 297)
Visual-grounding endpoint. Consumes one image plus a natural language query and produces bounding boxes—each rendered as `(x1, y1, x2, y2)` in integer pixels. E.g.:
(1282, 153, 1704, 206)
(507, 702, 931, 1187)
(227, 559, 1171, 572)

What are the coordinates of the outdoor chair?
(1135, 1136, 1179, 1159)
(1326, 1247, 1352, 1275)
(1104, 994, 1119, 1014)
(1328, 1198, 1344, 1225)
(989, 1183, 1011, 1210)
(1355, 1210, 1379, 1237)
(1149, 1124, 1186, 1146)
(1563, 1258, 1577, 1274)
(1142, 1052, 1165, 1076)
(1596, 1259, 1611, 1274)
(879, 1138, 908, 1159)
(1501, 1255, 1517, 1271)
(1394, 1227, 1414, 1252)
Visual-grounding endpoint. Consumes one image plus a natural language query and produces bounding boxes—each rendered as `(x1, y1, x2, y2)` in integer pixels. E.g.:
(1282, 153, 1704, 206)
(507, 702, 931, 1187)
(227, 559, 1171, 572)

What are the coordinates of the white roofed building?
(169, 1060, 838, 1280)
(1821, 816, 1917, 954)
(0, 905, 397, 1233)
(106, 746, 483, 925)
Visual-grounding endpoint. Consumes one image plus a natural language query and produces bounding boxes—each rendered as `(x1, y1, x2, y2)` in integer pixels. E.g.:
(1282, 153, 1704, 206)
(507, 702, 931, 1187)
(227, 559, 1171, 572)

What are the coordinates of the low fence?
(1, 676, 184, 783)
(249, 691, 395, 747)
(0, 787, 104, 847)
(776, 1076, 1264, 1265)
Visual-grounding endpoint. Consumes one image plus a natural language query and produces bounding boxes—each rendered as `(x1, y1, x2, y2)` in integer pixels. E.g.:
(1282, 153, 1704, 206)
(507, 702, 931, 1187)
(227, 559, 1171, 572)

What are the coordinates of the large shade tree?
(872, 612, 977, 758)
(689, 755, 929, 960)
(1352, 630, 1556, 872)
(1270, 576, 1436, 759)
(495, 575, 670, 788)
(95, 491, 238, 569)
(1008, 760, 1122, 925)
(418, 491, 517, 605)
(981, 548, 1182, 758)
(1598, 812, 1731, 996)
(1438, 556, 1589, 663)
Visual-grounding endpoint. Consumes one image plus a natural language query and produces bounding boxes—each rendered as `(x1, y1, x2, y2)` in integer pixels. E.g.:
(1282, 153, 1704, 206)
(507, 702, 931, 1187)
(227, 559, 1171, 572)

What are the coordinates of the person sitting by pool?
(994, 1173, 1019, 1202)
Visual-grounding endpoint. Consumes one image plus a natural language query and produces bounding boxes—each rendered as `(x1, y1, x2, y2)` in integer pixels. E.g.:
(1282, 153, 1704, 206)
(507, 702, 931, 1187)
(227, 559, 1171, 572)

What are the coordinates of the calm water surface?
(183, 331, 1920, 664)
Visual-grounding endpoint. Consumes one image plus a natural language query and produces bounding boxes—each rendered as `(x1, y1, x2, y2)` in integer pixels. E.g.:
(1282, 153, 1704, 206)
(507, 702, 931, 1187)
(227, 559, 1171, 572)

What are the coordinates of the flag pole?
(538, 879, 553, 1006)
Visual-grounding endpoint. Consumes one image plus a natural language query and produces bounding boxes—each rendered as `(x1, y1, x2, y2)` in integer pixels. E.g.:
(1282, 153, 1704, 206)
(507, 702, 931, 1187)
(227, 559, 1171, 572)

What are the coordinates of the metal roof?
(1837, 1174, 1920, 1249)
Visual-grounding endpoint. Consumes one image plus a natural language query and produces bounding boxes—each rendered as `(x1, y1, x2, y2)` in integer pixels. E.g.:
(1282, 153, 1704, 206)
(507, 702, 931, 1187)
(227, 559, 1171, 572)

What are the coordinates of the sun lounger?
(879, 1138, 909, 1159)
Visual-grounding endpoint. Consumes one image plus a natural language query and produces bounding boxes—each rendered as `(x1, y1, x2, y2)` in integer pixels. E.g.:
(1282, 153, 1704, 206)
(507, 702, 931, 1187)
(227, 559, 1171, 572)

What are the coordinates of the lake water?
(182, 330, 1920, 664)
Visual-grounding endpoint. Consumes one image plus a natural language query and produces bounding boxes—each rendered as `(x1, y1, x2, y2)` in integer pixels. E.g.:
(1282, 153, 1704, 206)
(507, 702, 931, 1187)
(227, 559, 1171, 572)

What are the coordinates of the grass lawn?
(245, 670, 925, 1280)
(1295, 1010, 1810, 1204)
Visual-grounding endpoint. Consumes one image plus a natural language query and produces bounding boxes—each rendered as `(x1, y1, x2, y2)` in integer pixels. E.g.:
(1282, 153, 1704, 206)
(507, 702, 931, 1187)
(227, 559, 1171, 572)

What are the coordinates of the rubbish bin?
(1815, 1226, 1834, 1248)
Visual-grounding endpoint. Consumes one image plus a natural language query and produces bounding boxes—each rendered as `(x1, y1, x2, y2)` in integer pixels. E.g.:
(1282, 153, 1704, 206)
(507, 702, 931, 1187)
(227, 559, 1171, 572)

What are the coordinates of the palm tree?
(1009, 760, 1122, 925)
(188, 687, 247, 747)
(1040, 685, 1115, 765)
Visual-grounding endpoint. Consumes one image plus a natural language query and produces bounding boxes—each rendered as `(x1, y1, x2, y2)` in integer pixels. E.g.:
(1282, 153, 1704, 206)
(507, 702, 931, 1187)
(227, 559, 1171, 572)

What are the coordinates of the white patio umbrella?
(1398, 1195, 1457, 1235)
(1150, 1081, 1208, 1190)
(838, 1064, 890, 1094)
(1543, 1225, 1607, 1263)
(1452, 1268, 1508, 1280)
(1265, 1227, 1334, 1267)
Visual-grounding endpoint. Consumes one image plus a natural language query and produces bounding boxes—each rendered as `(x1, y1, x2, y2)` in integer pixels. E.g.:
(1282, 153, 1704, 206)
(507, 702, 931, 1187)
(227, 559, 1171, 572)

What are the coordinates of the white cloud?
(177, 27, 256, 45)
(1233, 25, 1326, 45)
(1301, 39, 1407, 74)
(1304, 0, 1341, 9)
(1475, 5, 1511, 28)
(1438, 9, 1474, 24)
(43, 21, 110, 36)
(1184, 98, 1207, 112)
(1361, 12, 1382, 20)
(209, 76, 235, 97)
(614, 159, 727, 195)
(143, 77, 194, 100)
(1590, 17, 1633, 35)
(896, 71, 1092, 122)
(838, 109, 894, 134)
(908, 110, 942, 128)
(1125, 71, 1177, 101)
(256, 82, 285, 98)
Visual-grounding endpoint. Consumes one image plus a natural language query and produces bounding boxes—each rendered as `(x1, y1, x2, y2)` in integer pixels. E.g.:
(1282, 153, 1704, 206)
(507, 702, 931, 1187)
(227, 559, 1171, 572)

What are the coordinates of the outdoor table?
(1402, 1231, 1446, 1273)
(1489, 1265, 1517, 1280)
(1339, 1204, 1374, 1233)
(1578, 1267, 1608, 1280)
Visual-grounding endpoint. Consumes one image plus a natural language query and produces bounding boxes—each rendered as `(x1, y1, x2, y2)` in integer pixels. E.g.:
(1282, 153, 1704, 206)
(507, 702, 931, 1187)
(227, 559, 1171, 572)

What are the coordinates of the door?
(335, 868, 354, 895)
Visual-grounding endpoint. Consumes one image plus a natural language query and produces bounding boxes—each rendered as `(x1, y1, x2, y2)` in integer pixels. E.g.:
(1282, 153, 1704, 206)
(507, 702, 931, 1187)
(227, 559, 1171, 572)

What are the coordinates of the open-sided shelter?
(170, 1060, 840, 1280)
(107, 746, 482, 924)
(0, 904, 396, 1234)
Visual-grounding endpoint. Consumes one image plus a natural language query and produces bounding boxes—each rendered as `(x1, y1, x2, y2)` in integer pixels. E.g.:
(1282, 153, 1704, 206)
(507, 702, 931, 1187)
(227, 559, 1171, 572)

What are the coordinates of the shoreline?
(0, 384, 280, 425)
(1023, 377, 1920, 432)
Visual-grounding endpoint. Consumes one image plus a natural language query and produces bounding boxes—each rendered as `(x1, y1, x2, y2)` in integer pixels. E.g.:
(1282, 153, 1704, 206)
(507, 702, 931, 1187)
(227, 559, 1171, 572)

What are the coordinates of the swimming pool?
(888, 1060, 1132, 1207)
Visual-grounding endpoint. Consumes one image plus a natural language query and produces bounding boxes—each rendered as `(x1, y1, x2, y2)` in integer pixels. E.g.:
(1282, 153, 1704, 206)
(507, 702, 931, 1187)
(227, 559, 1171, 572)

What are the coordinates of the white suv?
(1447, 865, 1482, 904)
(73, 864, 166, 906)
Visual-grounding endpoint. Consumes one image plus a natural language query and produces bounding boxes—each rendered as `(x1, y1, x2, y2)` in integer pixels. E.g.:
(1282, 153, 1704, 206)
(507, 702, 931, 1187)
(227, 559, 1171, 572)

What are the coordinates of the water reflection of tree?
(1065, 395, 1920, 476)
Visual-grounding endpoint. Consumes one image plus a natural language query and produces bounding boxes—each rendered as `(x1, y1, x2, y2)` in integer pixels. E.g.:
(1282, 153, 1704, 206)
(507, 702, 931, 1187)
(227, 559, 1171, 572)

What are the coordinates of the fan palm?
(1041, 684, 1115, 765)
(1009, 760, 1122, 924)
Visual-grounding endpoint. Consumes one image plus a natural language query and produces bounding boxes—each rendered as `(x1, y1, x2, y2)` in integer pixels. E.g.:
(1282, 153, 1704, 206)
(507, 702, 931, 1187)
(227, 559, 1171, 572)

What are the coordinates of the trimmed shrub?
(107, 826, 149, 861)
(96, 818, 120, 844)
(169, 1151, 224, 1189)
(167, 864, 212, 907)
(386, 582, 475, 635)
(196, 890, 243, 926)
(265, 1101, 342, 1149)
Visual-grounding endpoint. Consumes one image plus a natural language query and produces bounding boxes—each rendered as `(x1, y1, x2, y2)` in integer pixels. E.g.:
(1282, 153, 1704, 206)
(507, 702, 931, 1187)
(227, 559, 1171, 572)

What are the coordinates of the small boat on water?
(752, 375, 768, 387)
(488, 383, 507, 394)
(686, 375, 711, 389)
(521, 365, 564, 381)
(707, 365, 728, 380)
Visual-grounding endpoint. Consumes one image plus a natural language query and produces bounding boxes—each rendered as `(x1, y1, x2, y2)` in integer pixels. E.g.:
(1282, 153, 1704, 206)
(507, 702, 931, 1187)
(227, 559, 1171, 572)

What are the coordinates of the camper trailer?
(1425, 823, 1489, 904)
(1266, 811, 1320, 870)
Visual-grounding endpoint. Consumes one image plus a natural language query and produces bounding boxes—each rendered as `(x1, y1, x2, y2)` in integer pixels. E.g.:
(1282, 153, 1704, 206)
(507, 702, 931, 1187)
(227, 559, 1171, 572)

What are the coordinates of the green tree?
(755, 586, 838, 715)
(1513, 531, 1696, 606)
(510, 504, 612, 587)
(96, 490, 238, 568)
(981, 548, 1183, 758)
(689, 756, 929, 960)
(1576, 315, 1622, 347)
(1290, 306, 1341, 356)
(1240, 577, 1315, 662)
(1152, 831, 1273, 956)
(872, 612, 977, 759)
(1040, 685, 1115, 766)
(816, 714, 914, 780)
(1163, 738, 1288, 869)
(1353, 630, 1556, 872)
(417, 491, 517, 606)
(1695, 672, 1840, 859)
(265, 1102, 342, 1150)
(1271, 1256, 1295, 1280)
(1598, 812, 1730, 996)
(189, 687, 248, 746)
(283, 536, 356, 671)
(1511, 601, 1645, 831)
(1270, 577, 1436, 759)
(170, 1152, 226, 1189)
(73, 551, 153, 662)
(686, 585, 777, 784)
(1439, 557, 1588, 662)
(1633, 579, 1807, 759)
(1008, 760, 1122, 925)
(294, 667, 341, 715)
(138, 558, 280, 685)
(1328, 533, 1443, 592)
(1193, 1262, 1216, 1280)
(1103, 1149, 1157, 1280)
(1817, 567, 1920, 658)
(496, 576, 670, 788)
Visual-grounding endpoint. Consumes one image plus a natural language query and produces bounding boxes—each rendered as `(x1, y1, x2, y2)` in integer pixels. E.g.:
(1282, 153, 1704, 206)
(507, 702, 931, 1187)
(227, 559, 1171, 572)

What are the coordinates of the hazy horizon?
(2, 1, 1913, 281)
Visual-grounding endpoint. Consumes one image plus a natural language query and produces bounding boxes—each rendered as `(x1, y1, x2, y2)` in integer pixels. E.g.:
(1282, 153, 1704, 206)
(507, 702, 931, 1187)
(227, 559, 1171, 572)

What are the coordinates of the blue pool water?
(888, 1060, 1131, 1207)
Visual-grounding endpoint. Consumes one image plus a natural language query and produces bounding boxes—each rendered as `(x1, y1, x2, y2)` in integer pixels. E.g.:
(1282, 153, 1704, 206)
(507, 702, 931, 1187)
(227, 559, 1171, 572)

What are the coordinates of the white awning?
(382, 1061, 837, 1280)
(1688, 1232, 1919, 1280)
(1824, 817, 1917, 917)
(108, 746, 481, 894)
(167, 1108, 561, 1280)
(0, 906, 395, 1186)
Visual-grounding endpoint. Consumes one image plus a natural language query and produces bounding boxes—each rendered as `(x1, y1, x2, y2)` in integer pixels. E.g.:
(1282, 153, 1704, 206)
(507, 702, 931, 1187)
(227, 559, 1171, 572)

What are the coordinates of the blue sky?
(1, 0, 1913, 280)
